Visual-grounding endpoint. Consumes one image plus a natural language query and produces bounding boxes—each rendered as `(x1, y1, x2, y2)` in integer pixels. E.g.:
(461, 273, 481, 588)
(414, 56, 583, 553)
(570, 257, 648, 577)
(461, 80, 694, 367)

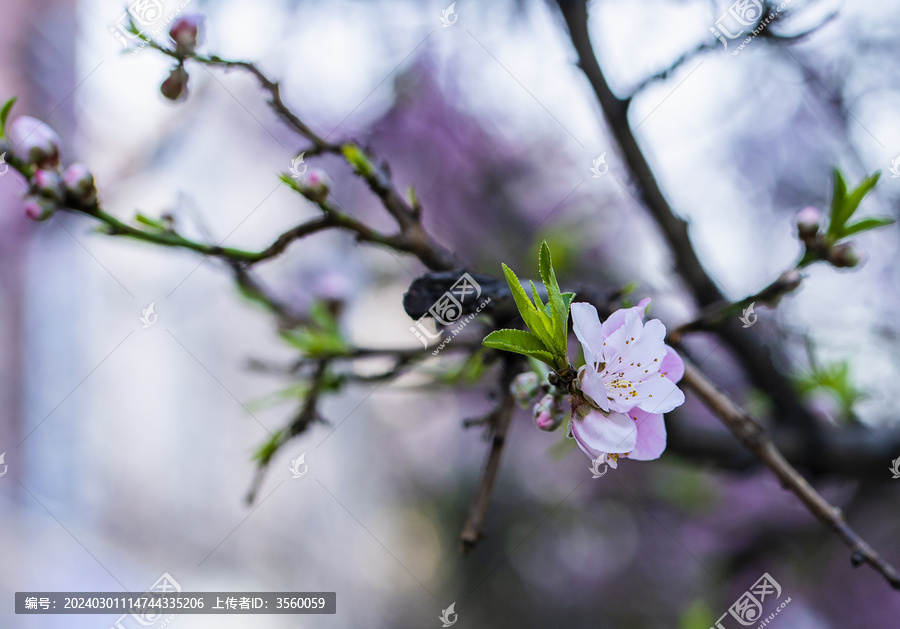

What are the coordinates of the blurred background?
(1, 0, 899, 627)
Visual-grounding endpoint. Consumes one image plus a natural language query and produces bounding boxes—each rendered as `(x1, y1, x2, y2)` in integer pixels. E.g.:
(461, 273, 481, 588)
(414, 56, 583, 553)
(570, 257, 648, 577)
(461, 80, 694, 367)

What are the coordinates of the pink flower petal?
(571, 409, 637, 458)
(626, 409, 667, 461)
(660, 345, 684, 383)
(602, 308, 644, 364)
(599, 298, 651, 340)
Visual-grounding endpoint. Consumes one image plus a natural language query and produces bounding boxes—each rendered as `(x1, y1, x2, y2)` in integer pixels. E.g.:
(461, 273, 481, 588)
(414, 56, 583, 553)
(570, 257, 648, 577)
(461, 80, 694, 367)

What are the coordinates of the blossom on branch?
(569, 299, 685, 466)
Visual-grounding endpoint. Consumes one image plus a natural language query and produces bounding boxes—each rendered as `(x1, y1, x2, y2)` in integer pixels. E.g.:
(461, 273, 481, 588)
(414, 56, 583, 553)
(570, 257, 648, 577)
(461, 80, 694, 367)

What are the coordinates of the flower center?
(607, 377, 638, 398)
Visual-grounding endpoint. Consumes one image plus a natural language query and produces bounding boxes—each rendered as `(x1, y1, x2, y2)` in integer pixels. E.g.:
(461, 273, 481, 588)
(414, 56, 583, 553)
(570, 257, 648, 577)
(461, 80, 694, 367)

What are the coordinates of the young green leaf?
(483, 329, 556, 366)
(538, 241, 569, 356)
(501, 262, 554, 348)
(341, 143, 375, 177)
(0, 96, 16, 138)
(134, 213, 168, 231)
(827, 169, 881, 240)
(840, 216, 895, 237)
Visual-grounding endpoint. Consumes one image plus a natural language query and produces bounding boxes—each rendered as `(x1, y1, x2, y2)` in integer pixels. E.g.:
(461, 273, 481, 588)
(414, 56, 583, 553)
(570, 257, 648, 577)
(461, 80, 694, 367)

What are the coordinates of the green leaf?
(0, 96, 16, 138)
(841, 216, 894, 237)
(844, 172, 880, 221)
(561, 292, 576, 311)
(279, 173, 302, 191)
(341, 143, 374, 177)
(134, 213, 167, 231)
(539, 241, 568, 355)
(501, 263, 553, 348)
(530, 281, 548, 315)
(828, 169, 880, 239)
(482, 329, 556, 366)
(280, 322, 348, 357)
(828, 167, 848, 233)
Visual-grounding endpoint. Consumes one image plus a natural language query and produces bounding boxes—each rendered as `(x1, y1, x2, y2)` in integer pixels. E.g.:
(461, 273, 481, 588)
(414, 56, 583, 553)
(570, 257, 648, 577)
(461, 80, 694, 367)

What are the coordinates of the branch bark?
(681, 359, 900, 590)
(553, 0, 824, 463)
(460, 355, 521, 552)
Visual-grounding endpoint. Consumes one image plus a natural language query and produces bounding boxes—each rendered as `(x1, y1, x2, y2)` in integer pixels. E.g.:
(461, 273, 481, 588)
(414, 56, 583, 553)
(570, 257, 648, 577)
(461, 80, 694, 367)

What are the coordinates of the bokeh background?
(1, 0, 899, 627)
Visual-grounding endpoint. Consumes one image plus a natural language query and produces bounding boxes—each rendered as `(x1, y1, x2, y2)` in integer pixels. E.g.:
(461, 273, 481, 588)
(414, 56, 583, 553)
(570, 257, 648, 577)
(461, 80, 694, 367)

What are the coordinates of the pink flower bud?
(160, 65, 190, 101)
(32, 169, 63, 202)
(23, 196, 54, 221)
(10, 116, 61, 169)
(301, 169, 331, 203)
(62, 163, 97, 205)
(532, 393, 566, 431)
(795, 206, 821, 240)
(169, 14, 204, 55)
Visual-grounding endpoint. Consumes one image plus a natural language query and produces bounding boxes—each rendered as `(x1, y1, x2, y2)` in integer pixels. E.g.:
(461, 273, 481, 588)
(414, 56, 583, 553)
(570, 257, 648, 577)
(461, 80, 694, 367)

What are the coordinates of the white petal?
(634, 374, 685, 414)
(579, 368, 609, 412)
(571, 409, 637, 455)
(617, 319, 667, 381)
(602, 309, 644, 364)
(571, 303, 604, 362)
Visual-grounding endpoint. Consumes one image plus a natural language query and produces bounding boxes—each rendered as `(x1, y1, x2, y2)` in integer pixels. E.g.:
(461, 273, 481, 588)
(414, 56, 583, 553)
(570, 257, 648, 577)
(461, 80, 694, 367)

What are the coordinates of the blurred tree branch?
(4, 8, 898, 589)
(553, 0, 826, 465)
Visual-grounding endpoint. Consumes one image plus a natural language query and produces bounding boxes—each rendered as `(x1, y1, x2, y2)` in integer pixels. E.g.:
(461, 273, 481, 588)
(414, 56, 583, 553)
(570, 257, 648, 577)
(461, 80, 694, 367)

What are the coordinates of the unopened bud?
(795, 206, 821, 241)
(533, 393, 566, 432)
(32, 169, 63, 202)
(829, 242, 861, 268)
(161, 65, 190, 101)
(62, 163, 97, 205)
(779, 269, 802, 291)
(511, 372, 542, 408)
(169, 14, 204, 55)
(23, 196, 55, 221)
(10, 116, 60, 169)
(301, 169, 331, 203)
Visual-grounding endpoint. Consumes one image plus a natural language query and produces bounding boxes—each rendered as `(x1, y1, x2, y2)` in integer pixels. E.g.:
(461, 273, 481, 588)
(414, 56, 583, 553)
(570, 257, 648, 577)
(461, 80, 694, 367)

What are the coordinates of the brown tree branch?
(681, 358, 900, 590)
(553, 0, 824, 458)
(460, 355, 521, 552)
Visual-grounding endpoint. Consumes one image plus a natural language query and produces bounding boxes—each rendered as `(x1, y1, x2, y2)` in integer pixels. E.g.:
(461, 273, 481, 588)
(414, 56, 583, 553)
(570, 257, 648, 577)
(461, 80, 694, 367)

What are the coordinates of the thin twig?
(460, 356, 521, 552)
(669, 269, 802, 342)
